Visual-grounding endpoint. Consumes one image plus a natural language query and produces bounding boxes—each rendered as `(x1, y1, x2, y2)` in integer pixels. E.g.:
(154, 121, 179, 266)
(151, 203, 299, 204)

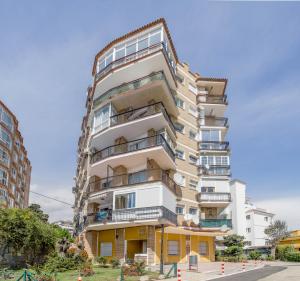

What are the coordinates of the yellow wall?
(98, 229, 115, 258)
(279, 231, 300, 251)
(125, 226, 147, 240)
(155, 231, 215, 264)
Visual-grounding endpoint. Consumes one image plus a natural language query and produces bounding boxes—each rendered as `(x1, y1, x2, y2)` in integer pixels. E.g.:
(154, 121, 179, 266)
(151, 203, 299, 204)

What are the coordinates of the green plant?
(285, 251, 300, 262)
(80, 260, 95, 276)
(248, 250, 261, 260)
(266, 255, 275, 261)
(276, 245, 294, 261)
(96, 256, 107, 266)
(224, 245, 243, 257)
(223, 235, 245, 248)
(110, 257, 120, 268)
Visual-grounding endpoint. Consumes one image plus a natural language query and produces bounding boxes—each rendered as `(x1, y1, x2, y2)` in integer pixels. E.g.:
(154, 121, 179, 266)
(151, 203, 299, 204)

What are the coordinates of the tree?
(223, 234, 245, 248)
(265, 219, 289, 257)
(28, 203, 49, 222)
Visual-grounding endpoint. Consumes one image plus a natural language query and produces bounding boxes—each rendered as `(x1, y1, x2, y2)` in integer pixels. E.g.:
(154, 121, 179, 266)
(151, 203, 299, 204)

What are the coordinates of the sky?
(0, 0, 300, 229)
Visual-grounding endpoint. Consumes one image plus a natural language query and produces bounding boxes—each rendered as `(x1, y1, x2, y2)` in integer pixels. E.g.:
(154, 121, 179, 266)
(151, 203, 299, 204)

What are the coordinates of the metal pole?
(160, 224, 164, 275)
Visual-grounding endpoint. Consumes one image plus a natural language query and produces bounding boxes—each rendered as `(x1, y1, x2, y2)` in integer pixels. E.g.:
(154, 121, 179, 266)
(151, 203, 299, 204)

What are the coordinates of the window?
(11, 184, 16, 194)
(115, 193, 135, 209)
(200, 156, 229, 166)
(189, 155, 198, 165)
(11, 168, 16, 179)
(199, 242, 208, 255)
(264, 217, 269, 222)
(175, 97, 184, 109)
(0, 147, 9, 166)
(0, 188, 7, 199)
(0, 169, 8, 185)
(168, 240, 179, 256)
(137, 36, 148, 51)
(189, 179, 198, 189)
(93, 104, 110, 133)
(176, 206, 184, 215)
(128, 171, 146, 184)
(176, 150, 185, 160)
(100, 242, 112, 257)
(149, 29, 161, 46)
(189, 130, 197, 140)
(188, 84, 197, 95)
(246, 228, 251, 233)
(246, 215, 251, 220)
(1, 110, 13, 131)
(0, 127, 12, 148)
(189, 105, 198, 117)
(244, 241, 252, 246)
(201, 130, 220, 142)
(201, 187, 215, 193)
(174, 122, 184, 134)
(189, 208, 197, 215)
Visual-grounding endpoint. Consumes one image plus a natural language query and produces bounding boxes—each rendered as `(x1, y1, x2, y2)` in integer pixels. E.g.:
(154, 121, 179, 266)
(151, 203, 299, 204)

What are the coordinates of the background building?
(73, 18, 271, 265)
(53, 220, 74, 236)
(0, 100, 31, 209)
(279, 230, 300, 252)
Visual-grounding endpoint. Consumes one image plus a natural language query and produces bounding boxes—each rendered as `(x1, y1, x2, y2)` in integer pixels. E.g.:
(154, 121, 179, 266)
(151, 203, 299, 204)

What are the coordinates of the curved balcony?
(199, 219, 232, 229)
(87, 169, 180, 197)
(197, 192, 231, 207)
(90, 135, 175, 177)
(199, 141, 229, 151)
(197, 95, 227, 105)
(91, 102, 176, 150)
(198, 165, 231, 177)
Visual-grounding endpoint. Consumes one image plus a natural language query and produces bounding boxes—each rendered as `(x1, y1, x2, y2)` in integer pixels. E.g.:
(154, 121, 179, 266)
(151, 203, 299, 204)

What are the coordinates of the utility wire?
(30, 190, 73, 207)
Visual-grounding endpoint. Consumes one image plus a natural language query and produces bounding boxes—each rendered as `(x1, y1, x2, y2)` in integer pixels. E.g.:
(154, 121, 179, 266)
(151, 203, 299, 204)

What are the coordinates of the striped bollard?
(221, 262, 225, 275)
(177, 268, 181, 281)
(242, 261, 246, 272)
(78, 276, 82, 281)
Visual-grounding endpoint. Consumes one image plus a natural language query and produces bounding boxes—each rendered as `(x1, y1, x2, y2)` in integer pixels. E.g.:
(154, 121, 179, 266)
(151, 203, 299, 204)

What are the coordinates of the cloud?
(255, 196, 300, 230)
(29, 184, 73, 222)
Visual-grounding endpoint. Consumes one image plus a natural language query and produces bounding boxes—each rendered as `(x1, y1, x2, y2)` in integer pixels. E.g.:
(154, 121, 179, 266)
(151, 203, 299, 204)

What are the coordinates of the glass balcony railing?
(95, 42, 176, 81)
(199, 219, 232, 228)
(87, 206, 177, 226)
(88, 169, 179, 196)
(197, 192, 231, 202)
(93, 71, 176, 108)
(200, 117, 228, 127)
(199, 141, 229, 151)
(197, 95, 227, 105)
(198, 165, 231, 177)
(91, 134, 175, 164)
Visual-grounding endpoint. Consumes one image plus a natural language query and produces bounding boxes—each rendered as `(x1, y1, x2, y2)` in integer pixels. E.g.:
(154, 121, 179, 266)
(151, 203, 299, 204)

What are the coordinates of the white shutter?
(100, 242, 112, 257)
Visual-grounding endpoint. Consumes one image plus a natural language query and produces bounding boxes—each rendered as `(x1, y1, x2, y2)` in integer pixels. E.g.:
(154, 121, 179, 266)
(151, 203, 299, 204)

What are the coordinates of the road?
(209, 265, 287, 281)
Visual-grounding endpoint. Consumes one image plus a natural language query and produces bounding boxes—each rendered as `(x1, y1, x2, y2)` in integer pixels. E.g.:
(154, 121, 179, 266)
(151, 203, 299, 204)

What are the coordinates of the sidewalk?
(157, 261, 266, 281)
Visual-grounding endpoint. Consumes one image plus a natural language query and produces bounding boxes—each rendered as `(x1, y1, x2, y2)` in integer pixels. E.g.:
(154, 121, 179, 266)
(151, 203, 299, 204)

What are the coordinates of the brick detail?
(147, 226, 155, 265)
(82, 231, 97, 258)
(115, 228, 125, 260)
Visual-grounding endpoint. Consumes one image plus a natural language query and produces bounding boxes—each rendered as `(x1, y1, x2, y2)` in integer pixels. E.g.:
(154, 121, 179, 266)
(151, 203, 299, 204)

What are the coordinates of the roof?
(92, 18, 178, 76)
(157, 226, 230, 237)
(246, 208, 275, 216)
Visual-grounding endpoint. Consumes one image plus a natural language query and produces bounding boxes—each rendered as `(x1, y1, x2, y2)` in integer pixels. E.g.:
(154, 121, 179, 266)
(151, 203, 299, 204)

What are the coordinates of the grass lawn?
(6, 267, 160, 281)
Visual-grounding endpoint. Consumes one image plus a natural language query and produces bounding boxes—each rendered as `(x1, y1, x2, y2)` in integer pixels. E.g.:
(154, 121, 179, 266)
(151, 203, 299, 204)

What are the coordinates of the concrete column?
(147, 226, 155, 265)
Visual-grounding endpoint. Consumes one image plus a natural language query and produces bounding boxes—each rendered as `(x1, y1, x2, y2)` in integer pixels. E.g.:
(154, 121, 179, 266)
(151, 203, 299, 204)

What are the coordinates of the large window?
(176, 205, 184, 215)
(199, 242, 208, 256)
(201, 130, 220, 142)
(0, 127, 12, 148)
(201, 187, 215, 193)
(175, 97, 184, 109)
(176, 149, 185, 160)
(93, 105, 110, 133)
(174, 122, 184, 134)
(168, 240, 179, 256)
(115, 192, 136, 209)
(0, 108, 13, 132)
(0, 147, 9, 166)
(100, 242, 112, 257)
(200, 156, 229, 166)
(0, 168, 8, 185)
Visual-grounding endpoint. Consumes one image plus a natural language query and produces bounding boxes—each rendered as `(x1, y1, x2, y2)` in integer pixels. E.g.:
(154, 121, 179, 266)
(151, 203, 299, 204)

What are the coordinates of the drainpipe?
(160, 224, 164, 275)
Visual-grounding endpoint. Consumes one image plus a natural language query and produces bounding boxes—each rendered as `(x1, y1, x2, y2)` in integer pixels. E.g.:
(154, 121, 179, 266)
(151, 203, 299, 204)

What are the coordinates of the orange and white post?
(78, 276, 82, 281)
(177, 268, 181, 281)
(221, 262, 225, 275)
(242, 261, 246, 272)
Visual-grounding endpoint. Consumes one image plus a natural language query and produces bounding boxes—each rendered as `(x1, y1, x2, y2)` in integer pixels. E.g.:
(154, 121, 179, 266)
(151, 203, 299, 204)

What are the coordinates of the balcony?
(200, 117, 228, 128)
(88, 169, 180, 197)
(86, 206, 177, 230)
(91, 102, 176, 150)
(197, 95, 227, 105)
(197, 192, 231, 207)
(199, 141, 229, 151)
(199, 219, 232, 229)
(93, 42, 177, 101)
(198, 165, 231, 177)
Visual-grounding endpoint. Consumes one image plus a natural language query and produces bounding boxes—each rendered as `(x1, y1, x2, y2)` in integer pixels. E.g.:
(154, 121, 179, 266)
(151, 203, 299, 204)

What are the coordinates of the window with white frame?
(168, 240, 179, 256)
(188, 83, 197, 95)
(201, 130, 220, 142)
(189, 154, 198, 165)
(201, 186, 215, 193)
(246, 215, 251, 220)
(100, 242, 112, 257)
(115, 192, 135, 209)
(93, 104, 110, 133)
(189, 130, 197, 140)
(246, 228, 251, 233)
(176, 149, 185, 160)
(264, 217, 269, 222)
(175, 97, 185, 109)
(174, 122, 184, 134)
(188, 105, 198, 117)
(189, 179, 198, 189)
(0, 127, 12, 148)
(189, 207, 197, 215)
(200, 156, 229, 166)
(199, 242, 208, 255)
(0, 168, 8, 185)
(176, 205, 184, 215)
(0, 109, 13, 132)
(11, 168, 16, 179)
(0, 147, 9, 166)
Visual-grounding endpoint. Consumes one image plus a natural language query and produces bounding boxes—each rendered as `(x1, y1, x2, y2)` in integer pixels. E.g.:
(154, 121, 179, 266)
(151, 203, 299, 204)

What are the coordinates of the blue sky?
(1, 0, 300, 228)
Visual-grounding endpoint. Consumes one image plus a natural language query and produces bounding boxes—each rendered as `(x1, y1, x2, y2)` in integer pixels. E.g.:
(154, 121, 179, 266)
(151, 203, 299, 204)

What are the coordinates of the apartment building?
(73, 18, 243, 265)
(0, 100, 31, 209)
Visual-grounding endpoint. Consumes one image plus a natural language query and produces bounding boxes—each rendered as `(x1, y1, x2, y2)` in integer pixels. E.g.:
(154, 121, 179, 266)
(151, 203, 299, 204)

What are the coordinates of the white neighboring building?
(53, 220, 74, 236)
(244, 203, 274, 247)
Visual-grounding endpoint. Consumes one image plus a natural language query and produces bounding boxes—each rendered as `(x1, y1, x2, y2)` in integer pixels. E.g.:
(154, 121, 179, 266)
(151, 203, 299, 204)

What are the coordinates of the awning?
(157, 226, 230, 237)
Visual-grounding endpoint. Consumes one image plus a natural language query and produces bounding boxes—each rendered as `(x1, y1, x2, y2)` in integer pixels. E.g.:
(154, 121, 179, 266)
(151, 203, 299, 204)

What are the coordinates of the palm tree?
(265, 220, 289, 257)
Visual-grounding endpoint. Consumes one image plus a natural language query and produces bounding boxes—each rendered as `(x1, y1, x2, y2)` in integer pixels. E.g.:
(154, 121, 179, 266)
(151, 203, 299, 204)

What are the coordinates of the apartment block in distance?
(0, 100, 31, 209)
(73, 18, 244, 265)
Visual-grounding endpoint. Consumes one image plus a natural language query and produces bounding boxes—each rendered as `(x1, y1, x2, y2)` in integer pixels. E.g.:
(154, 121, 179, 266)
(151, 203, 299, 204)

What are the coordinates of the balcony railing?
(199, 141, 229, 151)
(200, 117, 228, 127)
(88, 169, 179, 196)
(95, 42, 176, 81)
(91, 134, 175, 164)
(110, 102, 176, 136)
(198, 165, 231, 177)
(93, 71, 176, 108)
(197, 95, 227, 105)
(197, 192, 231, 202)
(199, 219, 232, 228)
(87, 206, 177, 226)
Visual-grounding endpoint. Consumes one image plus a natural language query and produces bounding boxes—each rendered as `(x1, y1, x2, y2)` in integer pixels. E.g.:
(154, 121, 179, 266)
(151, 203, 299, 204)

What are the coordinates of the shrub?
(96, 256, 107, 266)
(123, 261, 146, 276)
(110, 257, 120, 268)
(285, 251, 300, 262)
(276, 245, 294, 261)
(224, 246, 243, 257)
(248, 250, 261, 260)
(80, 260, 95, 276)
(266, 255, 275, 261)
